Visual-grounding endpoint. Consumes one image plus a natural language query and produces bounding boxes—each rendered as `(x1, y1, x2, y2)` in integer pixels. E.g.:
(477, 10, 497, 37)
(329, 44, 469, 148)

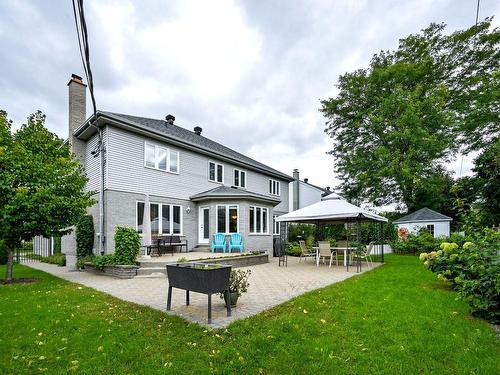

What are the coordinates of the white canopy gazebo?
(276, 193, 388, 271)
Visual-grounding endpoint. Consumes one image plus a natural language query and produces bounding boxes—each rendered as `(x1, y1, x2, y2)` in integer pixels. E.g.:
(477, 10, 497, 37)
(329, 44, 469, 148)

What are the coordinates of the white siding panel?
(84, 128, 107, 193)
(106, 126, 290, 211)
(395, 221, 450, 238)
(298, 182, 323, 209)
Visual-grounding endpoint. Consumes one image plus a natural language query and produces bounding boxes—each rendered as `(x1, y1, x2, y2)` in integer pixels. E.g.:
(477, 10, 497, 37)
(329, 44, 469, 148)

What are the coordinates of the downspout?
(98, 127, 105, 254)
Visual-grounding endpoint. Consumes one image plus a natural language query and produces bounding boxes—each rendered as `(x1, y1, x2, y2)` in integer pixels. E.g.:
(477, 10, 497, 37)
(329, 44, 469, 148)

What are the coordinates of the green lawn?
(0, 256, 498, 374)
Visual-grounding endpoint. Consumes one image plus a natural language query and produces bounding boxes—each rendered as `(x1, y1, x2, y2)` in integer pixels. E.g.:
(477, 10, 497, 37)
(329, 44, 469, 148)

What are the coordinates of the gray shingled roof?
(393, 207, 452, 223)
(96, 111, 293, 181)
(190, 186, 281, 205)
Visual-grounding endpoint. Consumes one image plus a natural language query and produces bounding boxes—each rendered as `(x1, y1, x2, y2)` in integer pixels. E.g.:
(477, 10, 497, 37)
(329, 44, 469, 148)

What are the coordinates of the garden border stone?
(84, 263, 139, 279)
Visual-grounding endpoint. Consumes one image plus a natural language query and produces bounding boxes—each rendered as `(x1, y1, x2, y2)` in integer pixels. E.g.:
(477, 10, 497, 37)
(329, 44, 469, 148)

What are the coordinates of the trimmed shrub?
(420, 230, 500, 323)
(392, 232, 442, 254)
(90, 226, 140, 268)
(76, 214, 94, 259)
(114, 226, 141, 264)
(41, 253, 66, 266)
(76, 255, 95, 269)
(286, 242, 302, 256)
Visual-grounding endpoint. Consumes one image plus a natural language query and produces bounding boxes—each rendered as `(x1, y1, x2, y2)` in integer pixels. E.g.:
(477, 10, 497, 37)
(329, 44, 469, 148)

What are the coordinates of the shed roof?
(393, 207, 452, 224)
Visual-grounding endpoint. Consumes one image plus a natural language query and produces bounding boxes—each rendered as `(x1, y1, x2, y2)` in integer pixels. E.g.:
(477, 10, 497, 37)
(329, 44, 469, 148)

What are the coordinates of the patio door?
(198, 206, 210, 244)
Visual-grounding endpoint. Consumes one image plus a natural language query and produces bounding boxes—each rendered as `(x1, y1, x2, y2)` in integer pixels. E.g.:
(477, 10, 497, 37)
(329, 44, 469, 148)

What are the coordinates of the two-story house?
(62, 74, 293, 266)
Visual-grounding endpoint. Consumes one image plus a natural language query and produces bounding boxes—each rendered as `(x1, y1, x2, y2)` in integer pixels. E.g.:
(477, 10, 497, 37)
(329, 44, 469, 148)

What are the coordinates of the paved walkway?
(27, 257, 380, 328)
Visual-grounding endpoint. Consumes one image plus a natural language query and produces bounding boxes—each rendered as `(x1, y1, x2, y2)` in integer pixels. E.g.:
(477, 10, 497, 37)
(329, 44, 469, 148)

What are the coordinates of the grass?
(0, 256, 498, 374)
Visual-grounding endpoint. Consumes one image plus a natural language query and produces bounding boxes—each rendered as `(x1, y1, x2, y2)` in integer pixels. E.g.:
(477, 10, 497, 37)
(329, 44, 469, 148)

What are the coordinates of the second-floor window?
(269, 179, 280, 196)
(234, 169, 246, 188)
(209, 161, 224, 183)
(144, 142, 179, 173)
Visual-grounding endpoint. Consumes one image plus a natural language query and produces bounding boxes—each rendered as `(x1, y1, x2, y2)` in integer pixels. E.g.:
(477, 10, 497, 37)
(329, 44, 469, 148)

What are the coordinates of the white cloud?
(1, 0, 498, 191)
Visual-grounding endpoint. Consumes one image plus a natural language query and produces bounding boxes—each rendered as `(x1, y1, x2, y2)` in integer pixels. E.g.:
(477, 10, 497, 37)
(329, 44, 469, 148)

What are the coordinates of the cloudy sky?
(1, 0, 498, 189)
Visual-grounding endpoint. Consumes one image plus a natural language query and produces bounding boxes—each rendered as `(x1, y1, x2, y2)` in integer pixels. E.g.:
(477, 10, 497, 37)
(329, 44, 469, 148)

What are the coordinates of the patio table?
(331, 247, 357, 266)
(313, 247, 357, 267)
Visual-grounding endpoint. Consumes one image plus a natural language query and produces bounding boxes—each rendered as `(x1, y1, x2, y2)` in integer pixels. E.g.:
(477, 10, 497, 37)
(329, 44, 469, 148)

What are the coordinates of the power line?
(72, 0, 97, 116)
(71, 0, 105, 255)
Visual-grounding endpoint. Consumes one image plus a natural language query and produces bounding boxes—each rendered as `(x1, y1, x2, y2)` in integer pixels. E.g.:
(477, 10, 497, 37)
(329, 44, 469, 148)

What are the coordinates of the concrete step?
(138, 260, 178, 268)
(135, 267, 167, 277)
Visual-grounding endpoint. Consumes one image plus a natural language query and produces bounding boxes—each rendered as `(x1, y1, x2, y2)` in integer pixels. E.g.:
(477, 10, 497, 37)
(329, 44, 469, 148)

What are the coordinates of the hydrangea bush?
(419, 230, 500, 323)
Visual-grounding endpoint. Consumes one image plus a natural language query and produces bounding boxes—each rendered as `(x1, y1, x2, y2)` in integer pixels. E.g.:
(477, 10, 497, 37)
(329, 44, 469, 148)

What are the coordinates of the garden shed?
(393, 207, 452, 238)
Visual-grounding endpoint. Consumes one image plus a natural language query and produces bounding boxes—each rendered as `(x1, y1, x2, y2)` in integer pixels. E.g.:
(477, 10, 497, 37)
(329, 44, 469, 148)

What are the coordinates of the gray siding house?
(62, 74, 293, 266)
(289, 169, 332, 211)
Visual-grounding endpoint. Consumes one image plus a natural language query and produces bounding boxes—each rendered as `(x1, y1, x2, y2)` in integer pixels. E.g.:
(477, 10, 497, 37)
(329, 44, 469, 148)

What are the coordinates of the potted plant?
(221, 269, 251, 307)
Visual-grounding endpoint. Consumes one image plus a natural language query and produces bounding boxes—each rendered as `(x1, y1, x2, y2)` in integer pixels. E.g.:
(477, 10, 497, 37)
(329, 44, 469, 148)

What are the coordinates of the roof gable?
(76, 111, 293, 182)
(393, 207, 452, 223)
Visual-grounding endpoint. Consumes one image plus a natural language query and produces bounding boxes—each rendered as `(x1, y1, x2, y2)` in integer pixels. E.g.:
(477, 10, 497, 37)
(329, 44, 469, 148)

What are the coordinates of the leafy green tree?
(470, 139, 500, 227)
(76, 214, 95, 259)
(320, 20, 499, 210)
(0, 111, 94, 282)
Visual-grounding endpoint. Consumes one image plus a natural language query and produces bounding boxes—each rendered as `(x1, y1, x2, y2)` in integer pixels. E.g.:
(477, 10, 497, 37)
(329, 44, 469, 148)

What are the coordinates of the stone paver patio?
(27, 257, 381, 328)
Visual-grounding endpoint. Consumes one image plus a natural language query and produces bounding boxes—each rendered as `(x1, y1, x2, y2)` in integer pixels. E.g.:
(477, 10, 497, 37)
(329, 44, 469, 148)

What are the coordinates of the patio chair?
(358, 243, 374, 268)
(211, 233, 227, 253)
(228, 233, 244, 253)
(317, 241, 338, 268)
(298, 240, 315, 262)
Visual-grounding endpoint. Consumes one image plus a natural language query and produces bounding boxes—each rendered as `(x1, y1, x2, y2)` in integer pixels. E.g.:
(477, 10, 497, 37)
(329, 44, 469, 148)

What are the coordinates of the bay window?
(216, 204, 239, 234)
(249, 206, 269, 234)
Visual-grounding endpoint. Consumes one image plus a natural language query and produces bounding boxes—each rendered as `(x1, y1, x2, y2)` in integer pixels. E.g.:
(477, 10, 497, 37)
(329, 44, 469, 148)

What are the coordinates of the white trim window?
(209, 161, 224, 183)
(144, 142, 180, 174)
(273, 214, 280, 235)
(216, 204, 239, 234)
(426, 224, 435, 237)
(249, 206, 269, 234)
(137, 201, 182, 235)
(234, 169, 246, 188)
(269, 179, 280, 196)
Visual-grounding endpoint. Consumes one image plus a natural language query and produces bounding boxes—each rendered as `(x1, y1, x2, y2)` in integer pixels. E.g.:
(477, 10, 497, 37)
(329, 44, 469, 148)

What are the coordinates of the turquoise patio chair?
(211, 233, 227, 253)
(229, 233, 244, 253)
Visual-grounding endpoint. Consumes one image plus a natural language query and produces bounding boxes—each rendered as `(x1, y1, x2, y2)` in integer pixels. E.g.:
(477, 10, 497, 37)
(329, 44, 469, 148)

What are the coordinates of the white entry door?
(198, 206, 210, 244)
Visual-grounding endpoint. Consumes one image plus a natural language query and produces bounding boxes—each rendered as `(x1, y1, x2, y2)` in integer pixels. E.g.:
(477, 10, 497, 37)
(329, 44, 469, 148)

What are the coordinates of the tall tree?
(320, 20, 499, 210)
(0, 111, 94, 282)
(472, 139, 500, 226)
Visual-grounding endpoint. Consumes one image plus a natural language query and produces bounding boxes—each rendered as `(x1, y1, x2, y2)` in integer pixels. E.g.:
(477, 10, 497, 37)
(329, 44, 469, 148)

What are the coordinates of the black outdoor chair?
(275, 238, 287, 267)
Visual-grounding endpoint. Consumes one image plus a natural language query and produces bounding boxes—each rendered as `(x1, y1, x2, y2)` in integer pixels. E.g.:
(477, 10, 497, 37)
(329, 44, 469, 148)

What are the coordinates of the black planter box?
(166, 263, 232, 324)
